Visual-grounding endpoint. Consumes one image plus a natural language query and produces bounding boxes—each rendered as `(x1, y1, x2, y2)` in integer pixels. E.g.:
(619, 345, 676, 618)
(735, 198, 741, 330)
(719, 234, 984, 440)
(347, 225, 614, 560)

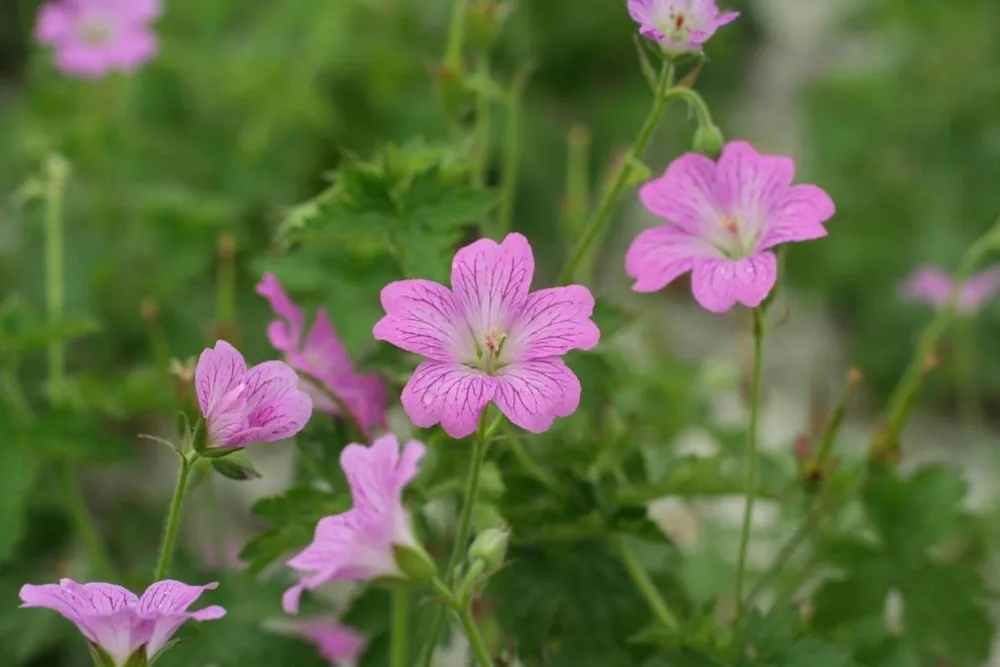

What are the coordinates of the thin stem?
(153, 455, 194, 581)
(59, 464, 116, 580)
(614, 535, 678, 631)
(496, 62, 534, 236)
(557, 63, 675, 285)
(743, 514, 813, 607)
(473, 53, 491, 193)
(564, 124, 592, 237)
(417, 411, 493, 667)
(44, 157, 66, 400)
(952, 315, 985, 439)
(444, 0, 469, 71)
(457, 604, 494, 667)
(872, 216, 1000, 457)
(734, 307, 765, 623)
(814, 369, 861, 469)
(390, 589, 409, 667)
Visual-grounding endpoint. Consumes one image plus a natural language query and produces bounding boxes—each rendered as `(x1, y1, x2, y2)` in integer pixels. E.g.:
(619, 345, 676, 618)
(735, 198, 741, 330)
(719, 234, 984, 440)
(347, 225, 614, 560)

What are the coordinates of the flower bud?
(692, 123, 725, 158)
(468, 526, 509, 571)
(210, 451, 262, 481)
(392, 544, 438, 584)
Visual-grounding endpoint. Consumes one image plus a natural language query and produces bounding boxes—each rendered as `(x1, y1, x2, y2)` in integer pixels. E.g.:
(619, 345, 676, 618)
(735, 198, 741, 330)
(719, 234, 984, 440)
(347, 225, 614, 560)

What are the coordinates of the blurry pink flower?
(300, 621, 367, 667)
(628, 0, 738, 54)
(626, 141, 835, 313)
(374, 233, 600, 438)
(19, 579, 225, 666)
(256, 273, 388, 437)
(901, 266, 1000, 314)
(283, 434, 424, 613)
(35, 0, 162, 78)
(196, 340, 313, 448)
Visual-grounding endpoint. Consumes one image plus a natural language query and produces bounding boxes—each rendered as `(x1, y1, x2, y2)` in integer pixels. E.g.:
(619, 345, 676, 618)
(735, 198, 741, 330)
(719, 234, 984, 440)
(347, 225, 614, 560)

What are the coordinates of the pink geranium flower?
(283, 434, 425, 614)
(196, 340, 313, 448)
(256, 273, 388, 437)
(626, 141, 835, 313)
(901, 265, 1000, 314)
(299, 621, 367, 667)
(374, 233, 600, 438)
(628, 0, 739, 54)
(19, 579, 225, 666)
(35, 0, 162, 78)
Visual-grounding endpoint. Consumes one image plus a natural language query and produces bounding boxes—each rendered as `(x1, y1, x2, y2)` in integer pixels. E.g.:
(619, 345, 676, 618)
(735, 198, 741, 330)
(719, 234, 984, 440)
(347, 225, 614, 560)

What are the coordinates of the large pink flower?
(35, 0, 162, 78)
(282, 434, 425, 614)
(373, 233, 600, 438)
(628, 0, 739, 54)
(901, 265, 1000, 314)
(256, 273, 388, 437)
(196, 340, 313, 448)
(19, 579, 225, 666)
(299, 621, 367, 667)
(626, 141, 835, 313)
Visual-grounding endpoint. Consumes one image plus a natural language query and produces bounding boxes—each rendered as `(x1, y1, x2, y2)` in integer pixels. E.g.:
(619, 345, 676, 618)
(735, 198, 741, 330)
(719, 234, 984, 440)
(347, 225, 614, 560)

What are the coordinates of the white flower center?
(710, 214, 761, 260)
(465, 327, 509, 375)
(657, 5, 694, 44)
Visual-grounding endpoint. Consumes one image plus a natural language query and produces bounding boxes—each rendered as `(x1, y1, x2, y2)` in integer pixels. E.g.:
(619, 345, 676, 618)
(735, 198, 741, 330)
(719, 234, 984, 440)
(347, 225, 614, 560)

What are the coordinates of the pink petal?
(195, 341, 248, 419)
(54, 41, 117, 77)
(627, 0, 657, 24)
(137, 581, 219, 616)
(373, 280, 465, 361)
(81, 608, 142, 666)
(639, 153, 719, 235)
(507, 286, 600, 359)
(118, 0, 162, 22)
(960, 267, 1000, 310)
(107, 28, 158, 72)
(690, 253, 778, 313)
(901, 267, 953, 309)
(302, 310, 352, 377)
(450, 233, 534, 333)
(625, 224, 720, 293)
(256, 272, 305, 354)
(493, 359, 582, 433)
(713, 141, 794, 225)
(144, 606, 225, 659)
(35, 3, 73, 43)
(758, 184, 835, 250)
(301, 623, 368, 663)
(287, 515, 354, 574)
(714, 11, 741, 27)
(224, 360, 312, 446)
(400, 361, 496, 438)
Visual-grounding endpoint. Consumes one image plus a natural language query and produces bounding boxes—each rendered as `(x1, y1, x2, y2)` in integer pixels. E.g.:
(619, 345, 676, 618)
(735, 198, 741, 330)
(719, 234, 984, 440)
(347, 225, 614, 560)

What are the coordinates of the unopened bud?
(692, 123, 725, 158)
(468, 526, 509, 571)
(392, 544, 437, 583)
(140, 296, 160, 323)
(847, 367, 863, 389)
(210, 451, 261, 481)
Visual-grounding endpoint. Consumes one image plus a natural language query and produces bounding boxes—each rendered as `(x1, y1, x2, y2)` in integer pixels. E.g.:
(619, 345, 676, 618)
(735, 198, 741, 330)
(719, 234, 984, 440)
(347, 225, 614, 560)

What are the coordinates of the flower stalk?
(390, 589, 409, 667)
(614, 535, 678, 631)
(153, 451, 197, 581)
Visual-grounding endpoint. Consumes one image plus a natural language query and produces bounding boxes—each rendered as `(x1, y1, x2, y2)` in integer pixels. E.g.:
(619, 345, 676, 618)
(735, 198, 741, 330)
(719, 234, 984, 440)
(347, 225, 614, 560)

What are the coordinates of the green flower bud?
(392, 544, 438, 584)
(210, 451, 261, 481)
(692, 123, 725, 158)
(468, 526, 509, 571)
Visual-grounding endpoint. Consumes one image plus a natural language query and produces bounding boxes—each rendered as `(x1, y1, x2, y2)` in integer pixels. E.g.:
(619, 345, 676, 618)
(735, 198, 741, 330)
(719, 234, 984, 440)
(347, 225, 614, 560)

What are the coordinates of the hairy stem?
(153, 455, 194, 581)
(390, 589, 409, 667)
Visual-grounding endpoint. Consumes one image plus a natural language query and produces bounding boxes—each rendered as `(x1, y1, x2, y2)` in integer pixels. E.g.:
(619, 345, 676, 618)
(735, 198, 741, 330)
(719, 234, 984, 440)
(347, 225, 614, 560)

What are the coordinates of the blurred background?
(2, 0, 1000, 665)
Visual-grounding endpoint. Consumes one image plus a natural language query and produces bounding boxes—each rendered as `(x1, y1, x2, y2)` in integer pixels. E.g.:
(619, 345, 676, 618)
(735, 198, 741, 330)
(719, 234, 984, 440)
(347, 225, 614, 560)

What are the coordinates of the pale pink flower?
(901, 265, 1000, 314)
(196, 340, 313, 448)
(626, 141, 835, 313)
(373, 233, 600, 438)
(256, 273, 388, 437)
(628, 0, 739, 54)
(19, 579, 225, 666)
(299, 621, 367, 667)
(282, 434, 425, 614)
(35, 0, 161, 78)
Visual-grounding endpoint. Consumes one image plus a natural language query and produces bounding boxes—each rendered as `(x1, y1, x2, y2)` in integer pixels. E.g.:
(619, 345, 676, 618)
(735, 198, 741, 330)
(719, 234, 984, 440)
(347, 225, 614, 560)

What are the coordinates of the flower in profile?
(256, 273, 387, 437)
(628, 0, 739, 55)
(901, 265, 1000, 315)
(196, 340, 313, 448)
(374, 233, 600, 438)
(626, 141, 835, 313)
(299, 621, 367, 667)
(35, 0, 162, 78)
(19, 579, 225, 666)
(283, 434, 425, 613)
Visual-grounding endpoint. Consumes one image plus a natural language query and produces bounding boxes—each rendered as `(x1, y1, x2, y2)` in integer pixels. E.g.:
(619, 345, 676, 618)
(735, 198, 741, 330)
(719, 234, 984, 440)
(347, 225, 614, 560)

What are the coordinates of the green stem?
(564, 124, 592, 237)
(557, 63, 675, 285)
(496, 62, 534, 236)
(734, 307, 766, 623)
(457, 603, 494, 667)
(44, 157, 67, 400)
(153, 455, 194, 581)
(743, 513, 813, 607)
(952, 315, 984, 439)
(814, 370, 860, 469)
(391, 589, 409, 667)
(444, 0, 469, 71)
(614, 536, 678, 631)
(473, 53, 491, 192)
(417, 411, 493, 667)
(59, 464, 116, 580)
(872, 217, 1000, 457)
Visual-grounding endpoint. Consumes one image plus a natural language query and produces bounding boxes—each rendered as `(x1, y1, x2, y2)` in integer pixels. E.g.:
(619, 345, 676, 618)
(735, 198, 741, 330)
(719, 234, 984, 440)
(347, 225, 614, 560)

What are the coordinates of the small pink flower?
(256, 273, 388, 437)
(34, 0, 162, 78)
(19, 579, 225, 666)
(196, 340, 313, 448)
(901, 265, 1000, 314)
(628, 0, 739, 54)
(374, 233, 600, 438)
(626, 141, 835, 313)
(282, 434, 425, 614)
(299, 621, 368, 667)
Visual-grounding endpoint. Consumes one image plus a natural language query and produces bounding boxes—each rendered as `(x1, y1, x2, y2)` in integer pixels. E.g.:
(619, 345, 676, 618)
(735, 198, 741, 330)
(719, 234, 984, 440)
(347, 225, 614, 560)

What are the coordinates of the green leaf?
(240, 486, 350, 577)
(616, 455, 788, 506)
(0, 414, 40, 564)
